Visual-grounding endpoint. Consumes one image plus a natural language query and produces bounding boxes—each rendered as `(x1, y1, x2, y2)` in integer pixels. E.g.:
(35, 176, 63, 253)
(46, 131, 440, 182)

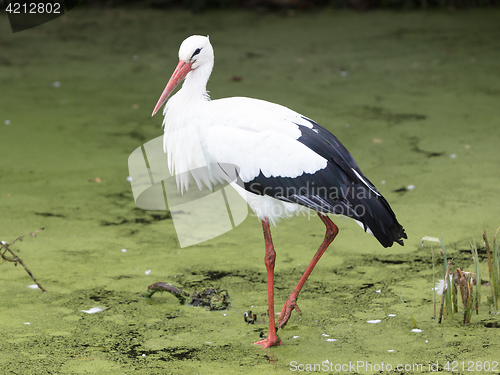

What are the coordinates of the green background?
(1, 7, 499, 374)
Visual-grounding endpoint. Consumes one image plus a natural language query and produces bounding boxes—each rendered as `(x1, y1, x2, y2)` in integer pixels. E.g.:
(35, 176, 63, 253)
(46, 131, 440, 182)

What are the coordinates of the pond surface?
(1, 7, 500, 374)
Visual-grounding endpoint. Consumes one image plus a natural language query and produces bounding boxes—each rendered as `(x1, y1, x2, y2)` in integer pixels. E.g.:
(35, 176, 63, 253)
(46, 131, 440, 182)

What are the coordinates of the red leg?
(254, 218, 281, 348)
(277, 214, 339, 329)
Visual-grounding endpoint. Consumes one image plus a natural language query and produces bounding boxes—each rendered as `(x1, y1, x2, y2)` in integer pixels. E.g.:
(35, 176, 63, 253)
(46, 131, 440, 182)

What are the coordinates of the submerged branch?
(143, 282, 230, 310)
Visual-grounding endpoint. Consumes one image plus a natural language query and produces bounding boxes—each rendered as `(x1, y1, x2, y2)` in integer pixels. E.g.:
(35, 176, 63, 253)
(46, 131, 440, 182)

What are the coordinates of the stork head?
(152, 35, 214, 116)
(178, 35, 213, 71)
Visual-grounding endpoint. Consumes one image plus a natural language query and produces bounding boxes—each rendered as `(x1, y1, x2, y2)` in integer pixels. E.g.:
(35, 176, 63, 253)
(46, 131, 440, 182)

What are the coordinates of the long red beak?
(152, 60, 193, 116)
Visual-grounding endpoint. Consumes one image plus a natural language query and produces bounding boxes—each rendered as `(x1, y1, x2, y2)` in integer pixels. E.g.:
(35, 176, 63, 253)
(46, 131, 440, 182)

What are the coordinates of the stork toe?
(277, 298, 302, 329)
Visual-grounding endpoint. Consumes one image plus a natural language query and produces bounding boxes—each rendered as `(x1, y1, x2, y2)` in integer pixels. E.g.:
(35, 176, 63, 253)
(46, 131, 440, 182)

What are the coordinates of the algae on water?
(1, 8, 500, 374)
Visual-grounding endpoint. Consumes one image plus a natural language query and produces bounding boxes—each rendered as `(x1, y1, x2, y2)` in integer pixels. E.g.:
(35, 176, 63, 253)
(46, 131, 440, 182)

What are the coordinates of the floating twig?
(0, 228, 46, 292)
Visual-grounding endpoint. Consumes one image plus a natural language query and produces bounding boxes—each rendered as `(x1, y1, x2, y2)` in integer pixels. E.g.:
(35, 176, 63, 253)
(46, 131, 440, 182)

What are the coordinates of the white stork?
(152, 35, 407, 348)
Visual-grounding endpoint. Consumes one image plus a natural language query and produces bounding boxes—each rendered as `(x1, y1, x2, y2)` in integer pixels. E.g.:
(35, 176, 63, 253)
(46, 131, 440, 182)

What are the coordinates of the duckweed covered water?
(1, 7, 500, 374)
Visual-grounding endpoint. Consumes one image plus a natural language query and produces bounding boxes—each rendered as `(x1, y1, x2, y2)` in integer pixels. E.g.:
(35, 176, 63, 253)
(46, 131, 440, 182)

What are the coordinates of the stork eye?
(191, 48, 202, 58)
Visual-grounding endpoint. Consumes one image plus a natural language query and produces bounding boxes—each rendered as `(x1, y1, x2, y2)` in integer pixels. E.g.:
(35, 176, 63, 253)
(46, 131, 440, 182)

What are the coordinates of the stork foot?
(277, 298, 302, 329)
(254, 332, 281, 348)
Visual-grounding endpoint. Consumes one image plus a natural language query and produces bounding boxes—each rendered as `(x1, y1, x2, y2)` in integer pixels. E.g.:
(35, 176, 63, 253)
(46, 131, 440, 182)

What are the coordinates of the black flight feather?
(243, 117, 407, 248)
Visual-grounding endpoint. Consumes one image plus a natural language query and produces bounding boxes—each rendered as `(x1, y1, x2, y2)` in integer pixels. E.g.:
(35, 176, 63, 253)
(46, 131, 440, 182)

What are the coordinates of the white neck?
(178, 61, 213, 102)
(162, 60, 214, 193)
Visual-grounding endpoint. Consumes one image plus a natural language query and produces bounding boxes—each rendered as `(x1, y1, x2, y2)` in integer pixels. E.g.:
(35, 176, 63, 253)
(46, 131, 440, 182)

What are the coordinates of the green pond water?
(1, 7, 500, 374)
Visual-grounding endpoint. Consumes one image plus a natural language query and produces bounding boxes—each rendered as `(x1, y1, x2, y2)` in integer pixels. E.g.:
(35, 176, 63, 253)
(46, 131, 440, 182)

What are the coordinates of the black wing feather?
(243, 117, 407, 248)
